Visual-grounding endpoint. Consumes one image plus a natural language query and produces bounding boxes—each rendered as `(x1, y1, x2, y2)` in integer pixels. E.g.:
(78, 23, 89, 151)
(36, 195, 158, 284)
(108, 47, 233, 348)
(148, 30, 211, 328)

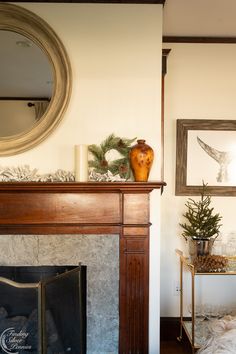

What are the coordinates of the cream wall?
(161, 43, 236, 317)
(8, 3, 162, 177)
(5, 3, 163, 353)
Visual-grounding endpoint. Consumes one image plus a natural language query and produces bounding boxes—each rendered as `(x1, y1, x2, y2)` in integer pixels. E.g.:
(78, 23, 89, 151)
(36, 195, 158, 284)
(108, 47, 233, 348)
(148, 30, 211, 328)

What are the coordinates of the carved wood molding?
(0, 181, 165, 353)
(0, 181, 165, 193)
(9, 0, 165, 4)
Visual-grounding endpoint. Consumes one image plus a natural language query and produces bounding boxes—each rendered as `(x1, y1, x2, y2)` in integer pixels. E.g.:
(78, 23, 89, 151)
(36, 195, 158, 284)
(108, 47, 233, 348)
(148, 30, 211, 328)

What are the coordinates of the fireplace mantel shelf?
(0, 180, 165, 354)
(0, 180, 165, 192)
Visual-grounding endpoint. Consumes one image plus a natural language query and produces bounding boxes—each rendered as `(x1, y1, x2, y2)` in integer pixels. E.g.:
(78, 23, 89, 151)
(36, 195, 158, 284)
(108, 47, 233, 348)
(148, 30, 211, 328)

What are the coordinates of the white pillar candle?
(74, 144, 88, 182)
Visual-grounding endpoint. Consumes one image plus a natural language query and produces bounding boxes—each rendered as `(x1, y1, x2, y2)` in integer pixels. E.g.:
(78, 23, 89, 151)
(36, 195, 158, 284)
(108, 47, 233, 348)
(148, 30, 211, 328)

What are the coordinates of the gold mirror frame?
(0, 3, 72, 156)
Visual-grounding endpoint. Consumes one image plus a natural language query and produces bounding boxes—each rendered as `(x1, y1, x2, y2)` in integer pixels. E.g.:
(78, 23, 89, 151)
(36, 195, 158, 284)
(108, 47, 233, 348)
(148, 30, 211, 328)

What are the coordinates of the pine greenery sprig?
(180, 182, 222, 240)
(88, 134, 136, 180)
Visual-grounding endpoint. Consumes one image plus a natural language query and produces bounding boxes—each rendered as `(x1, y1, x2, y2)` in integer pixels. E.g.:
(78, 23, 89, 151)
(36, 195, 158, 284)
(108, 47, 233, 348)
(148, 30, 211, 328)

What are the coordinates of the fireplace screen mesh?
(0, 265, 86, 354)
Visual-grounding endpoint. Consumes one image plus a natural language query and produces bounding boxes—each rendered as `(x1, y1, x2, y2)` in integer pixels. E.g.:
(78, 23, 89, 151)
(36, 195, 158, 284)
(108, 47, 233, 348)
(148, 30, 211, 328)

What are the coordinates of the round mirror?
(0, 30, 54, 137)
(0, 3, 72, 156)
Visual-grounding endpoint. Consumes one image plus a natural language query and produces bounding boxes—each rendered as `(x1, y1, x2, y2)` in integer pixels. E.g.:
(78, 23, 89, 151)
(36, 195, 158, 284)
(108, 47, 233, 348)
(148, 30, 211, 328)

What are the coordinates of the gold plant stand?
(176, 249, 236, 354)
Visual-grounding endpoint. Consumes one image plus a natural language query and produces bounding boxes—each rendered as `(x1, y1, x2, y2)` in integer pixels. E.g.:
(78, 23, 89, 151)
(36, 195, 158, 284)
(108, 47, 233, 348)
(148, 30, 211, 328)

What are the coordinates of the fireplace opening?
(0, 265, 86, 354)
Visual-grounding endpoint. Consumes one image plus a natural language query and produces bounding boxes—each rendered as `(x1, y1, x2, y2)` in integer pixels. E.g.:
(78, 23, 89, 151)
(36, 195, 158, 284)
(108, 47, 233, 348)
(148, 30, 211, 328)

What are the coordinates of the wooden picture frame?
(176, 119, 236, 196)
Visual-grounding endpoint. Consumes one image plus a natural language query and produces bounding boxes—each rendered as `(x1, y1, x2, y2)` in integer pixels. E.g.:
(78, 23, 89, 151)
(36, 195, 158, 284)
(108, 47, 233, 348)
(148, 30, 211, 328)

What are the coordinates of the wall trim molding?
(163, 36, 236, 44)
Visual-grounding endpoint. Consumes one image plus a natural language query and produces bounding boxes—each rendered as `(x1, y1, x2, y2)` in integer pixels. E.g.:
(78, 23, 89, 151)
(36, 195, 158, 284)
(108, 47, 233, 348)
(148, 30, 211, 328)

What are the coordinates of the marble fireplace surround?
(0, 181, 164, 354)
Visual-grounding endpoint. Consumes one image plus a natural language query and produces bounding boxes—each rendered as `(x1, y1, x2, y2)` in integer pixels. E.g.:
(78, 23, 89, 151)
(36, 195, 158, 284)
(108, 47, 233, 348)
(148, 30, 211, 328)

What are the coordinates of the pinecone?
(193, 255, 228, 273)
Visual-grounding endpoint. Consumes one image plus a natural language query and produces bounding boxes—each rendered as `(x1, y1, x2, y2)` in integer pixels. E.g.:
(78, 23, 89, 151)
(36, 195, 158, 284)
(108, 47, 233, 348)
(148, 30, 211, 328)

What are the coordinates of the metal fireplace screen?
(0, 265, 86, 354)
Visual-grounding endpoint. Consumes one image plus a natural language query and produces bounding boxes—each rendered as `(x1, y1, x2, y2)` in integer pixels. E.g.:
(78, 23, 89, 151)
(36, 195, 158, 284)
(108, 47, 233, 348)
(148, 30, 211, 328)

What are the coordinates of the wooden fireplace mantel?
(0, 181, 165, 353)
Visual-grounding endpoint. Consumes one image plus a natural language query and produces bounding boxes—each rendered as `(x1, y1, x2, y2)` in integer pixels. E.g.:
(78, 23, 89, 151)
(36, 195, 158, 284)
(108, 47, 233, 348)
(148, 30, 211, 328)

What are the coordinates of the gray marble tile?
(87, 315, 119, 354)
(0, 235, 38, 265)
(87, 277, 118, 317)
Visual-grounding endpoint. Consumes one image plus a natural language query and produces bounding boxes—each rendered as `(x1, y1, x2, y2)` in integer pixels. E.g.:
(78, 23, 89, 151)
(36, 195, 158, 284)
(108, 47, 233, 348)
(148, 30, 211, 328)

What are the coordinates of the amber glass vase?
(129, 139, 154, 182)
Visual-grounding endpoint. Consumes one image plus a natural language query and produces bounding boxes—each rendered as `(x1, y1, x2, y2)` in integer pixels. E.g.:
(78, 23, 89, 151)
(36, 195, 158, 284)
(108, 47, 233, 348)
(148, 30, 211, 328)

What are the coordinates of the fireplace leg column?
(120, 226, 149, 354)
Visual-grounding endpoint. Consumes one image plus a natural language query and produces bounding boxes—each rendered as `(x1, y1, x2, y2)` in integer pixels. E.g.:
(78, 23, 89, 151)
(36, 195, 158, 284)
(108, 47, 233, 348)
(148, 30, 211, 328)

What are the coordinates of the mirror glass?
(0, 30, 54, 137)
(0, 3, 72, 156)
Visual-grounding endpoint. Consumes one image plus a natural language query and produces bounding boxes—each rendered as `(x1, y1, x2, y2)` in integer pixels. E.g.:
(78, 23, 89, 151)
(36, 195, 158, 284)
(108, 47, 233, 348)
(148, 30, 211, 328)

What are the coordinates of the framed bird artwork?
(175, 119, 236, 196)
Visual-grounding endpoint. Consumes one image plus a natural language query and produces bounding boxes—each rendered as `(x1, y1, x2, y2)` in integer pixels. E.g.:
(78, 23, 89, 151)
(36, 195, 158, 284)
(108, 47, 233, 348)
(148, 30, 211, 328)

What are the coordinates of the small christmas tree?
(180, 182, 222, 240)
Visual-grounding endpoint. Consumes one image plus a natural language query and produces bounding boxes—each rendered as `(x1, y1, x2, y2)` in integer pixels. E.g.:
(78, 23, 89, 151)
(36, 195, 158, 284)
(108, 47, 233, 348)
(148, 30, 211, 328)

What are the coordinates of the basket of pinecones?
(193, 255, 228, 273)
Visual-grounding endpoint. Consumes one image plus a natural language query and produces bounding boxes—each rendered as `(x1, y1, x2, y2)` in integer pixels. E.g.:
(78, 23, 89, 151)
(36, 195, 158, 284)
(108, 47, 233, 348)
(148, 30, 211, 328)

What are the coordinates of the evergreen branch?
(100, 134, 119, 153)
(88, 144, 104, 161)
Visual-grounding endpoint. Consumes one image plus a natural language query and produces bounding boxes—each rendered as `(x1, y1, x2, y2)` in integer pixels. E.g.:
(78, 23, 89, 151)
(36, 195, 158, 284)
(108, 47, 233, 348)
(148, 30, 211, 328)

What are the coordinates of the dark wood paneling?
(120, 228, 149, 353)
(126, 254, 147, 352)
(123, 193, 149, 225)
(0, 192, 120, 224)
